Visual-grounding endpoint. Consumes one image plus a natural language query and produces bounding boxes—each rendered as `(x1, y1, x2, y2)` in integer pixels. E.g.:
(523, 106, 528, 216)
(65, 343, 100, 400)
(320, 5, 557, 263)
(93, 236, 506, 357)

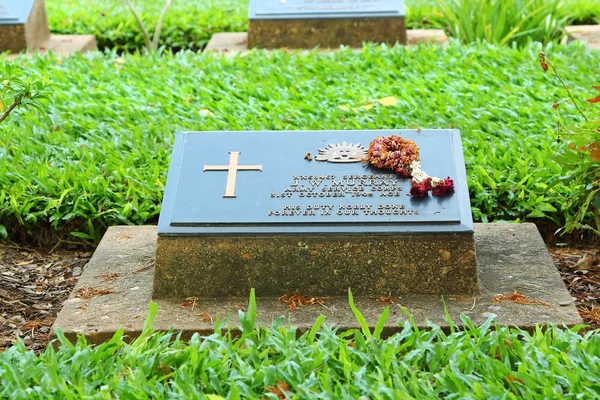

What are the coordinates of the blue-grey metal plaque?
(249, 0, 405, 20)
(0, 0, 34, 24)
(158, 130, 473, 235)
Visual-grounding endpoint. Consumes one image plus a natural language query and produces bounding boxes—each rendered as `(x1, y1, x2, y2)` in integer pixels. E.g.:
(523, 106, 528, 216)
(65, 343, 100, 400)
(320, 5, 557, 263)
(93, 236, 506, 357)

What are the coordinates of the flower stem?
(0, 97, 20, 124)
(546, 58, 589, 123)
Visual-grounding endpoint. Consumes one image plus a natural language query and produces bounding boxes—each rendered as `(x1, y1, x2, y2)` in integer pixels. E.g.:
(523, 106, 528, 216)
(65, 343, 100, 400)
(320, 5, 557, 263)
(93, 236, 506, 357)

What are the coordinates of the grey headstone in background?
(0, 0, 50, 53)
(248, 0, 407, 48)
(154, 130, 479, 299)
(252, 0, 403, 18)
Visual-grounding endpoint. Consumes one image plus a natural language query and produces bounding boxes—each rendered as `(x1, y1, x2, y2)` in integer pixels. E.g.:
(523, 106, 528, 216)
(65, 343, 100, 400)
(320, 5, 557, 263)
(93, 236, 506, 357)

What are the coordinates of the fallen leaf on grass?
(376, 96, 399, 106)
(75, 286, 114, 300)
(505, 375, 525, 385)
(198, 109, 215, 117)
(279, 293, 330, 311)
(339, 96, 399, 112)
(267, 382, 291, 400)
(491, 292, 550, 306)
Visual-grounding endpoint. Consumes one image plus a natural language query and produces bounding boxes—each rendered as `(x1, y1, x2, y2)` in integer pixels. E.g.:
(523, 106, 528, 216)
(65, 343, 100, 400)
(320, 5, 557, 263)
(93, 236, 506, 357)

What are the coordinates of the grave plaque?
(154, 130, 478, 299)
(248, 0, 407, 49)
(0, 0, 49, 53)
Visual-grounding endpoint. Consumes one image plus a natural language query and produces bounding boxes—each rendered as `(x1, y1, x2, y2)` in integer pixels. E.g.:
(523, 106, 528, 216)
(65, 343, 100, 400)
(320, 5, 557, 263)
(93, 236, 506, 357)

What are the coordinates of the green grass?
(46, 0, 600, 52)
(1, 42, 599, 243)
(433, 0, 568, 46)
(1, 300, 599, 398)
(47, 0, 248, 53)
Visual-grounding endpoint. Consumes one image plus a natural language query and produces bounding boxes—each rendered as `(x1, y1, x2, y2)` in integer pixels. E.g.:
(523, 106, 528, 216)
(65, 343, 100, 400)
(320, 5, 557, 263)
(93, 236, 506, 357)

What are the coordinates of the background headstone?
(248, 0, 407, 48)
(0, 0, 50, 53)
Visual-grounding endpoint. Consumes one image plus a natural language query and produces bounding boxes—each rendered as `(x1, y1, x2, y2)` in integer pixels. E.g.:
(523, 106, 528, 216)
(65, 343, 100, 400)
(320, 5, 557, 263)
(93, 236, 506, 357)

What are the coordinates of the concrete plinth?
(203, 30, 448, 55)
(0, 0, 49, 53)
(564, 25, 600, 49)
(4, 34, 97, 59)
(249, 17, 406, 49)
(51, 223, 582, 344)
(155, 233, 479, 298)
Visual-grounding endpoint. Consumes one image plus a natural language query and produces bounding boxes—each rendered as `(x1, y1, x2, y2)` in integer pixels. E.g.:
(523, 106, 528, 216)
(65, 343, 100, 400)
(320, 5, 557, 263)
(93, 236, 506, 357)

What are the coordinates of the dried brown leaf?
(491, 292, 550, 306)
(75, 286, 114, 300)
(99, 273, 119, 283)
(279, 293, 329, 311)
(267, 382, 291, 399)
(179, 297, 199, 309)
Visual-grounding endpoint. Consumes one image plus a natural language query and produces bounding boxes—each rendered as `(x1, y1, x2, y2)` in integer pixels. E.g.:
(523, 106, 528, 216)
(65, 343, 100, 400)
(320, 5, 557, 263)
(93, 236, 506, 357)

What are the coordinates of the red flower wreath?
(365, 135, 455, 197)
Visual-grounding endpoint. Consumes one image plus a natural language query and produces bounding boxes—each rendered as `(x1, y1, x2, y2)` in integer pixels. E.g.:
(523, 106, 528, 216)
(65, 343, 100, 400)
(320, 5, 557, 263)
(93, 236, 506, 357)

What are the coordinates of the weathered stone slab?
(4, 34, 98, 60)
(51, 224, 583, 345)
(203, 31, 447, 55)
(156, 233, 478, 298)
(248, 0, 406, 48)
(155, 130, 477, 298)
(564, 25, 600, 49)
(0, 0, 49, 53)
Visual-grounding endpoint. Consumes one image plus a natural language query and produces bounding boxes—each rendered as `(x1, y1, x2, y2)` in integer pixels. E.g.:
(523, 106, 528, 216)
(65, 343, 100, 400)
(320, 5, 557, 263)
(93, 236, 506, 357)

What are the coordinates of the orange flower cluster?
(366, 135, 420, 177)
(366, 135, 455, 198)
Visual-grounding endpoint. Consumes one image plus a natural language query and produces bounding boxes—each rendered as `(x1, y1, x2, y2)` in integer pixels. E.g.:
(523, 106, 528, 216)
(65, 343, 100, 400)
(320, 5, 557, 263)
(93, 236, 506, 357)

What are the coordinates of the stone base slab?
(203, 30, 448, 55)
(5, 34, 97, 60)
(564, 25, 600, 49)
(52, 223, 582, 344)
(155, 233, 479, 298)
(248, 17, 406, 49)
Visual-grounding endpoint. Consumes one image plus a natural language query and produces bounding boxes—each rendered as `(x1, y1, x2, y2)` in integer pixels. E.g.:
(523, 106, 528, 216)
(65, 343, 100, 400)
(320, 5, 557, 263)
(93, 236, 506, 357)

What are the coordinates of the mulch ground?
(0, 243, 598, 352)
(0, 244, 91, 352)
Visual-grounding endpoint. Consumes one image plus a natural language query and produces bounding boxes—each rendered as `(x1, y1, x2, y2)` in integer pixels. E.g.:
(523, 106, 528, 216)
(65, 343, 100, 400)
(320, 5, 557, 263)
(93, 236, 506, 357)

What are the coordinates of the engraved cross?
(203, 152, 263, 198)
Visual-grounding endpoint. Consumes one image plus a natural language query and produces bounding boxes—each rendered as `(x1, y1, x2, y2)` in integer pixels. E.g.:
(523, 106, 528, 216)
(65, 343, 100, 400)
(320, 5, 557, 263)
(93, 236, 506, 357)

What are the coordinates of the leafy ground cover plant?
(434, 0, 568, 46)
(0, 65, 51, 239)
(47, 0, 247, 53)
(0, 64, 51, 125)
(1, 292, 599, 398)
(0, 43, 599, 244)
(46, 0, 600, 52)
(124, 0, 172, 52)
(540, 52, 600, 237)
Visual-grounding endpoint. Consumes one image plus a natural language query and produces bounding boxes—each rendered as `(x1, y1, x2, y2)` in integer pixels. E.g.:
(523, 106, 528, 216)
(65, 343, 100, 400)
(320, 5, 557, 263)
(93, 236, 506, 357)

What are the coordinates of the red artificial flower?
(395, 167, 411, 178)
(432, 177, 455, 196)
(409, 178, 432, 197)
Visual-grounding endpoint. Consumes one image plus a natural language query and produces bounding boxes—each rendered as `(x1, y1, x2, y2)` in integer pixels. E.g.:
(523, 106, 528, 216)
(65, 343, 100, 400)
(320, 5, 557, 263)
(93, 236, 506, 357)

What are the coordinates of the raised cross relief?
(203, 151, 263, 198)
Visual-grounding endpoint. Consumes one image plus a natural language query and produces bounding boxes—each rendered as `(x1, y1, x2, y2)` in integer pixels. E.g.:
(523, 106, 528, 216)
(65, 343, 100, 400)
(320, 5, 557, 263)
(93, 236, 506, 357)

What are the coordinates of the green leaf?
(348, 288, 372, 340)
(373, 306, 390, 341)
